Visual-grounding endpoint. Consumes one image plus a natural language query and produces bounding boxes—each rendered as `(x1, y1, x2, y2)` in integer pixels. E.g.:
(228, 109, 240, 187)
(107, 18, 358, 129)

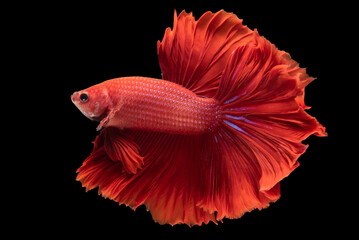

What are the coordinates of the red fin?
(77, 131, 218, 226)
(130, 132, 218, 226)
(97, 109, 115, 131)
(103, 127, 144, 174)
(77, 129, 283, 225)
(97, 100, 123, 131)
(157, 10, 254, 97)
(280, 52, 315, 110)
(76, 133, 129, 193)
(216, 31, 326, 135)
(213, 31, 327, 197)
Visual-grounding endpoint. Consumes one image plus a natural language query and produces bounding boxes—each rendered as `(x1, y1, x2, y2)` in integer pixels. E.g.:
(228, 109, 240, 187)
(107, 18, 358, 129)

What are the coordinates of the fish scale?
(104, 77, 221, 134)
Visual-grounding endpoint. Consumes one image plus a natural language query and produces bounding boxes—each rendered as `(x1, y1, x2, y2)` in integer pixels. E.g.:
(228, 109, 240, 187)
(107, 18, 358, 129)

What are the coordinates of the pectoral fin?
(97, 100, 123, 131)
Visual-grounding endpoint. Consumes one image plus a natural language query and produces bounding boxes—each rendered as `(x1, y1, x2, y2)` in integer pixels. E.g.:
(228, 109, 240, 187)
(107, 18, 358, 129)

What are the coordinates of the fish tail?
(195, 30, 327, 219)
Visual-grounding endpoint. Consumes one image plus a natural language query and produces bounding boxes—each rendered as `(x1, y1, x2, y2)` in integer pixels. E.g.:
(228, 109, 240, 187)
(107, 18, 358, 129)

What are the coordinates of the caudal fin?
(214, 31, 326, 195)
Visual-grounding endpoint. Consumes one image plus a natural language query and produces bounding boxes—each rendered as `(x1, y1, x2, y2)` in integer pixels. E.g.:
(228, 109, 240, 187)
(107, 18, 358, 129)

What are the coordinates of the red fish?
(71, 10, 326, 226)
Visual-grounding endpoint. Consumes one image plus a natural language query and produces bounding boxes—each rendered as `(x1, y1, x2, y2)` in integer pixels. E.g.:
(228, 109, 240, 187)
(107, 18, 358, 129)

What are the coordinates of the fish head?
(71, 85, 111, 122)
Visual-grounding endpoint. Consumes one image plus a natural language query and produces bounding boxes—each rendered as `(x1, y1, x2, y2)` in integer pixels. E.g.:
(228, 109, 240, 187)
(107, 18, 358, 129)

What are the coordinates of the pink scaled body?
(72, 77, 221, 134)
(105, 77, 220, 134)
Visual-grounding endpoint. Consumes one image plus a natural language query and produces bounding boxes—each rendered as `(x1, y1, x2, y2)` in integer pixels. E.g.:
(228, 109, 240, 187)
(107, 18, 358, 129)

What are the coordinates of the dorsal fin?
(157, 10, 254, 97)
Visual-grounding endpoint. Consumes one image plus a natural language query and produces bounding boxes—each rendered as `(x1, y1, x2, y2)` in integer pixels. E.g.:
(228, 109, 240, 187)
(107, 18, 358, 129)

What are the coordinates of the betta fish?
(71, 10, 326, 226)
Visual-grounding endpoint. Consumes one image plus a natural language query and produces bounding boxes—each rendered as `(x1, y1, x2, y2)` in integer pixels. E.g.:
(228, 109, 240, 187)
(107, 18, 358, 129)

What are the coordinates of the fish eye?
(80, 93, 88, 103)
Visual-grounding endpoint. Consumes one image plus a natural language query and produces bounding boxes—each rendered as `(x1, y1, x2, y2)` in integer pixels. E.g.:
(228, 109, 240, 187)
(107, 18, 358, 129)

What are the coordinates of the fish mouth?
(71, 92, 78, 103)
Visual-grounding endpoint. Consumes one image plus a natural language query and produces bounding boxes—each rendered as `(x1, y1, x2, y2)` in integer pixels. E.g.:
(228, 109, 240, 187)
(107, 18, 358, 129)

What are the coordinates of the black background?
(23, 0, 348, 236)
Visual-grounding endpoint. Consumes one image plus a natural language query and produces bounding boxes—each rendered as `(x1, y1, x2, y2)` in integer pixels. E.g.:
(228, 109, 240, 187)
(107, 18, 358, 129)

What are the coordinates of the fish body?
(72, 77, 220, 134)
(71, 10, 326, 226)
